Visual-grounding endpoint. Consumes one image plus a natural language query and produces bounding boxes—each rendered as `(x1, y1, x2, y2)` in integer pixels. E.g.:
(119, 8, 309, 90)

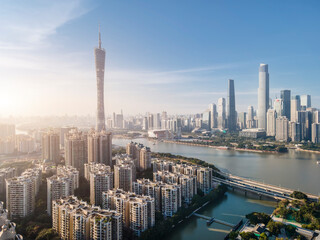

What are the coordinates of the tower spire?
(99, 24, 101, 49)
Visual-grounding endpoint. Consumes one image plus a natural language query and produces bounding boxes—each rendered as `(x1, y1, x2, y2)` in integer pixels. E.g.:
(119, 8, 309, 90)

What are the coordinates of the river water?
(113, 138, 320, 239)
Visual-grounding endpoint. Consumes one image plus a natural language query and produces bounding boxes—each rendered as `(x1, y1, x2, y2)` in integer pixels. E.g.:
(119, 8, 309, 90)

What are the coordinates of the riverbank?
(139, 185, 228, 240)
(163, 140, 279, 154)
(296, 148, 320, 154)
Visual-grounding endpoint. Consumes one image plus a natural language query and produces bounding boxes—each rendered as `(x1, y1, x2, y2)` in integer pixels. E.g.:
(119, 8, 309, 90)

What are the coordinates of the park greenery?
(177, 131, 288, 153)
(231, 198, 319, 240)
(273, 198, 320, 230)
(245, 212, 271, 225)
(300, 142, 320, 152)
(139, 184, 228, 240)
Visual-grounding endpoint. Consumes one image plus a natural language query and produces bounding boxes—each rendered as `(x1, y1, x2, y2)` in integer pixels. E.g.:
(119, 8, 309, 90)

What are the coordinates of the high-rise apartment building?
(42, 130, 60, 164)
(65, 129, 87, 175)
(95, 28, 106, 131)
(280, 90, 291, 120)
(258, 64, 269, 130)
(139, 146, 151, 170)
(87, 130, 112, 167)
(6, 177, 35, 218)
(114, 164, 134, 192)
(132, 179, 181, 216)
(227, 79, 236, 131)
(0, 168, 16, 197)
(47, 172, 77, 215)
(102, 189, 155, 237)
(266, 109, 276, 137)
(52, 196, 122, 240)
(196, 167, 213, 194)
(0, 124, 15, 139)
(153, 171, 197, 204)
(59, 127, 74, 148)
(89, 166, 113, 206)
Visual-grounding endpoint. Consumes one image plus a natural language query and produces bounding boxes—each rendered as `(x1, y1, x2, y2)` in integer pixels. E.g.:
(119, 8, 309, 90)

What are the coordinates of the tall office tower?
(313, 111, 320, 124)
(266, 109, 277, 137)
(275, 116, 289, 142)
(90, 170, 112, 206)
(102, 189, 155, 237)
(201, 109, 211, 130)
(258, 64, 269, 130)
(95, 28, 106, 131)
(6, 177, 35, 218)
(237, 112, 246, 129)
(161, 111, 168, 120)
(52, 196, 122, 240)
(280, 90, 291, 120)
(115, 113, 124, 128)
(312, 123, 320, 143)
(65, 130, 88, 175)
(247, 106, 255, 128)
(273, 99, 284, 117)
(143, 116, 148, 130)
(289, 122, 302, 142)
(290, 95, 301, 122)
(301, 95, 311, 109)
(218, 97, 226, 129)
(148, 114, 154, 130)
(209, 104, 217, 129)
(227, 79, 236, 131)
(87, 130, 112, 167)
(0, 168, 16, 197)
(42, 130, 60, 164)
(140, 147, 151, 170)
(114, 164, 134, 191)
(153, 113, 161, 129)
(47, 174, 75, 215)
(59, 126, 74, 148)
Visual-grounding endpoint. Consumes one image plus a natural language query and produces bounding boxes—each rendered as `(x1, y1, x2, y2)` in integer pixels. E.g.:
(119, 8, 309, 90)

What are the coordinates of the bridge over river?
(214, 172, 319, 202)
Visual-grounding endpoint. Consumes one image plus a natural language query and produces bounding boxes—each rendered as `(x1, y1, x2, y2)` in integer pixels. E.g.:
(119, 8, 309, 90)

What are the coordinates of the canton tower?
(94, 27, 106, 131)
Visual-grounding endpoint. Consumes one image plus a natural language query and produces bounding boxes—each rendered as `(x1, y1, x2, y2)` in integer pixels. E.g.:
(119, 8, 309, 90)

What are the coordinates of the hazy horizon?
(1, 0, 320, 117)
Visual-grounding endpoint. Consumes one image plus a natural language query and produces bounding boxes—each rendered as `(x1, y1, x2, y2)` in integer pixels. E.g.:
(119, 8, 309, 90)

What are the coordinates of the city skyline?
(1, 0, 320, 117)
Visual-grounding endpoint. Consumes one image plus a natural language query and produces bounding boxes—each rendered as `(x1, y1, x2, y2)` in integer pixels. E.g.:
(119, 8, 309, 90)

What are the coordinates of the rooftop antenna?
(99, 24, 101, 49)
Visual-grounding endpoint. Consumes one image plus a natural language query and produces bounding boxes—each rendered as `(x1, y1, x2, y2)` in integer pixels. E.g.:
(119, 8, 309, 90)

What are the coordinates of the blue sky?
(0, 0, 319, 116)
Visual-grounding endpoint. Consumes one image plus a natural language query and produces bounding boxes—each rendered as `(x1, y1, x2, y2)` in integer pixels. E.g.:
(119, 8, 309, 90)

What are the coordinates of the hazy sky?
(1, 0, 320, 117)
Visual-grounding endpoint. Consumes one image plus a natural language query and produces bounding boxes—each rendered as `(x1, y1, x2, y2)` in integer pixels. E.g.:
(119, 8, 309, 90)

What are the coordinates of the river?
(113, 138, 320, 239)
